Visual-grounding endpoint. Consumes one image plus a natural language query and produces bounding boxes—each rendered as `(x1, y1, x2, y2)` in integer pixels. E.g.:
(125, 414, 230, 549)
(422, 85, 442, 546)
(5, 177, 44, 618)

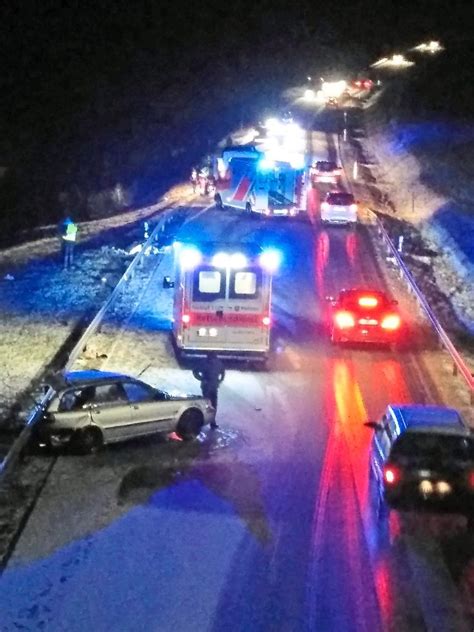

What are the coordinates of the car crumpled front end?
(35, 410, 92, 448)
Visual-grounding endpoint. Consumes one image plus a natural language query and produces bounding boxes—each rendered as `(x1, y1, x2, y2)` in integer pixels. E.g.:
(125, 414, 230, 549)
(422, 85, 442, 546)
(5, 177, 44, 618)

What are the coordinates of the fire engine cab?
(169, 241, 281, 364)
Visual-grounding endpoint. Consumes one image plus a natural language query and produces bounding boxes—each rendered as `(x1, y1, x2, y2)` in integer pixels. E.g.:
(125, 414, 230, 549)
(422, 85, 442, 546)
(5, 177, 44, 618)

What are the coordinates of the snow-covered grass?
(353, 101, 474, 345)
(0, 186, 195, 420)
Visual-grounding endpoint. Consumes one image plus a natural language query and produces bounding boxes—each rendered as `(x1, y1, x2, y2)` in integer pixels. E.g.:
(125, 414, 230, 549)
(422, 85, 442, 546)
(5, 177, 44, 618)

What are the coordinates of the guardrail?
(0, 205, 177, 481)
(336, 130, 473, 405)
(370, 211, 474, 403)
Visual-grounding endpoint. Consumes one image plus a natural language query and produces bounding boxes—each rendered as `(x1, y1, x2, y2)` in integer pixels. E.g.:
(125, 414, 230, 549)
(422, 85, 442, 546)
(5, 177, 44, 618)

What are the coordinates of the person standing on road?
(193, 353, 225, 429)
(190, 168, 198, 193)
(59, 215, 78, 270)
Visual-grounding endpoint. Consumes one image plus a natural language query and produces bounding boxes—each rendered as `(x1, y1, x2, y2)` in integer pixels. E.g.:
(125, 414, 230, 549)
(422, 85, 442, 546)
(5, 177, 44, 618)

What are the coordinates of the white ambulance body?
(172, 242, 280, 362)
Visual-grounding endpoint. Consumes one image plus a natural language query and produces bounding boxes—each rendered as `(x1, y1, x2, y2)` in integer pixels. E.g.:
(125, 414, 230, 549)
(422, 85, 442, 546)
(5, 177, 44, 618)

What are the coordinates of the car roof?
(62, 370, 133, 388)
(389, 404, 468, 435)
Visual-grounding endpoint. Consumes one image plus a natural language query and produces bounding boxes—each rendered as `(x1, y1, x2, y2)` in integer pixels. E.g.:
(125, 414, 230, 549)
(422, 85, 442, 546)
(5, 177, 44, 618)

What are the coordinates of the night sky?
(0, 1, 471, 237)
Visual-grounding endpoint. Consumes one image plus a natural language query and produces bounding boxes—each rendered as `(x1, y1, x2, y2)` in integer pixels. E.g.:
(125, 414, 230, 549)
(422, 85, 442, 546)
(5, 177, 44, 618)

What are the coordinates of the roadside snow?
(356, 110, 474, 336)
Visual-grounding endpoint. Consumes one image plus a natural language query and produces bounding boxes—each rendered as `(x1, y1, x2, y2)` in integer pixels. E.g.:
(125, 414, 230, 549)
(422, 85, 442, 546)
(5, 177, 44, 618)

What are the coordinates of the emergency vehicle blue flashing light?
(259, 249, 282, 272)
(258, 157, 275, 172)
(180, 247, 202, 270)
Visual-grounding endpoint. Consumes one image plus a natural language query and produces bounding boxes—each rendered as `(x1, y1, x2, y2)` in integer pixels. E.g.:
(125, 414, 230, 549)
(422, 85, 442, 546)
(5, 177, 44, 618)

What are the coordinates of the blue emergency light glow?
(180, 247, 202, 270)
(258, 157, 275, 172)
(259, 249, 282, 272)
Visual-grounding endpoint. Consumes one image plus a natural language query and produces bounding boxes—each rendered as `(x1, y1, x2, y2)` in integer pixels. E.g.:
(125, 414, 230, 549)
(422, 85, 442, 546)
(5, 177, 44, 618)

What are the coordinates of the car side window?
(381, 413, 393, 441)
(93, 383, 127, 404)
(122, 381, 155, 403)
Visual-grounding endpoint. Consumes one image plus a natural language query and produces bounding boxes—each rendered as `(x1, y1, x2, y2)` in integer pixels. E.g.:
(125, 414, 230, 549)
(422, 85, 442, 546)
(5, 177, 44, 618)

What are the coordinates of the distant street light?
(307, 76, 312, 82)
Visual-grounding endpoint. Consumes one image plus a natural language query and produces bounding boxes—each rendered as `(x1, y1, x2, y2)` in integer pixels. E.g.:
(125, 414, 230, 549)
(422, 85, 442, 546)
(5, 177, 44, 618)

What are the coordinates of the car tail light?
(321, 202, 330, 211)
(381, 314, 401, 330)
(262, 316, 271, 326)
(182, 314, 191, 324)
(358, 296, 378, 308)
(335, 310, 355, 329)
(383, 464, 401, 485)
(467, 470, 474, 489)
(349, 203, 358, 213)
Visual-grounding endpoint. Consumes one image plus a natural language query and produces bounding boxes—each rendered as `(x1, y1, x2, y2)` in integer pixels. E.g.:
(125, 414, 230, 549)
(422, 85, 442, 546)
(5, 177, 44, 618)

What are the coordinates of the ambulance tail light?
(334, 311, 355, 329)
(381, 314, 401, 330)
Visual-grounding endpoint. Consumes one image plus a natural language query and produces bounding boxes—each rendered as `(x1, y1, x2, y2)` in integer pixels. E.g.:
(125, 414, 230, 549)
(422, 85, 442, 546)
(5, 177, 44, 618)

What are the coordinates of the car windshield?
(339, 290, 388, 309)
(317, 161, 337, 172)
(391, 433, 474, 463)
(327, 193, 354, 205)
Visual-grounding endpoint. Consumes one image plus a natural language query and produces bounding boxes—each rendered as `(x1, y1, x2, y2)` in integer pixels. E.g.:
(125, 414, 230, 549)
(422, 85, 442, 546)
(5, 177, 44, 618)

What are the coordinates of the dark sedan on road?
(366, 404, 474, 518)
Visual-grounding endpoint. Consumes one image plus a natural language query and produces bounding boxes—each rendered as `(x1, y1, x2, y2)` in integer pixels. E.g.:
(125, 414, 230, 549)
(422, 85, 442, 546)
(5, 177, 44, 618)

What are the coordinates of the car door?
(122, 381, 181, 437)
(87, 382, 133, 443)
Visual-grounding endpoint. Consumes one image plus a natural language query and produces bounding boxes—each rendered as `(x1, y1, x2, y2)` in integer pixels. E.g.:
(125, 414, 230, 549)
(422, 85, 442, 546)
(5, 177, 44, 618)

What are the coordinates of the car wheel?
(176, 409, 204, 441)
(75, 427, 103, 454)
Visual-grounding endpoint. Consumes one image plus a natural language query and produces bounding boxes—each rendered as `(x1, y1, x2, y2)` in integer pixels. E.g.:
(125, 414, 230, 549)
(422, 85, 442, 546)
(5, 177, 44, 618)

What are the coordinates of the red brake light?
(383, 465, 401, 485)
(381, 314, 401, 330)
(334, 310, 355, 329)
(467, 470, 474, 489)
(358, 296, 378, 308)
(182, 314, 191, 324)
(262, 316, 271, 326)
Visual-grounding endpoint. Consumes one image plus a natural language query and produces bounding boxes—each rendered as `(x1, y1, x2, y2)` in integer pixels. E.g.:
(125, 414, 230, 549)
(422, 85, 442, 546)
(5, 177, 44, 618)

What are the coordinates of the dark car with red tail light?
(327, 288, 401, 347)
(365, 404, 474, 519)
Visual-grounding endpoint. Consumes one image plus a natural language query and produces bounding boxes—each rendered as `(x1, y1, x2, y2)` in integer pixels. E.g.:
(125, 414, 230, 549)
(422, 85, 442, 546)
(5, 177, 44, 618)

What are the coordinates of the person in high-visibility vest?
(59, 216, 78, 269)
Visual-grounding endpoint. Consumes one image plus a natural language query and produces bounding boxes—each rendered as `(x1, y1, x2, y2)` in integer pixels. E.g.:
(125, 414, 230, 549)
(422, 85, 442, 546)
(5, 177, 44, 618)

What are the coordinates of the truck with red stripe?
(171, 241, 281, 364)
(214, 146, 306, 217)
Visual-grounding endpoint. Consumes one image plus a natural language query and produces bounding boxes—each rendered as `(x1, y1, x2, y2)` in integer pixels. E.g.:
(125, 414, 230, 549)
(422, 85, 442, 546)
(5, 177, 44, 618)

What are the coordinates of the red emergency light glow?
(182, 314, 191, 324)
(381, 314, 401, 330)
(383, 465, 401, 485)
(334, 311, 355, 329)
(262, 316, 271, 326)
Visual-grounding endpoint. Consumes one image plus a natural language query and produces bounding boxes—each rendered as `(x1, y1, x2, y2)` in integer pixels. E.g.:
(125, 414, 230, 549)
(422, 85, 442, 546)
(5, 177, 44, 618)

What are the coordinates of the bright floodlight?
(372, 54, 414, 69)
(264, 117, 280, 132)
(230, 253, 248, 269)
(289, 154, 305, 169)
(321, 80, 347, 98)
(259, 249, 282, 272)
(304, 88, 315, 101)
(212, 252, 230, 268)
(414, 40, 443, 53)
(180, 247, 202, 270)
(258, 157, 275, 171)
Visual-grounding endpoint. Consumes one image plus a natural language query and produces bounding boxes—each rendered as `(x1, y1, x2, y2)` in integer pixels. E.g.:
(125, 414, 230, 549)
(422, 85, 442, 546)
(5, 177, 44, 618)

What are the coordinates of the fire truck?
(169, 241, 281, 363)
(214, 146, 306, 217)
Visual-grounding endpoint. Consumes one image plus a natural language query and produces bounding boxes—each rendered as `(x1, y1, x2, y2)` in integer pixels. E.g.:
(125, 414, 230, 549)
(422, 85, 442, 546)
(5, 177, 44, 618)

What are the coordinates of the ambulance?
(170, 241, 281, 364)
